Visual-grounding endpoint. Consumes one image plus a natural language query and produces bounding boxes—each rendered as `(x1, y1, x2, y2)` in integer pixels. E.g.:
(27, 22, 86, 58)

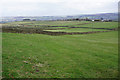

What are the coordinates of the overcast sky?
(0, 0, 119, 16)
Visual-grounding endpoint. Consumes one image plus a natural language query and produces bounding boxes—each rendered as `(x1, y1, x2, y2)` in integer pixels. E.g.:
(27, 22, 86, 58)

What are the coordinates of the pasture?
(2, 21, 118, 78)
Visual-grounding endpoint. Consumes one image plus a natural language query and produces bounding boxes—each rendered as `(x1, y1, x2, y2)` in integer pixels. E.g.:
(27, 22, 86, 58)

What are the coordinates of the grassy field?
(2, 21, 118, 78)
(44, 28, 108, 32)
(4, 21, 90, 26)
(3, 21, 117, 28)
(71, 22, 118, 28)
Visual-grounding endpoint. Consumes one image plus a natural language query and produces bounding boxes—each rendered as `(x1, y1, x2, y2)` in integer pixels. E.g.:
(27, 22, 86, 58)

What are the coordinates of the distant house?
(101, 20, 104, 22)
(23, 19, 31, 21)
(92, 19, 101, 21)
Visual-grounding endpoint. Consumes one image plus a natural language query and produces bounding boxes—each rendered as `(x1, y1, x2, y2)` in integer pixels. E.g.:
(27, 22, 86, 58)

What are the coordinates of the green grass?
(0, 32, 2, 79)
(3, 21, 118, 29)
(2, 21, 118, 78)
(73, 22, 118, 28)
(2, 31, 118, 78)
(2, 21, 90, 27)
(44, 28, 108, 32)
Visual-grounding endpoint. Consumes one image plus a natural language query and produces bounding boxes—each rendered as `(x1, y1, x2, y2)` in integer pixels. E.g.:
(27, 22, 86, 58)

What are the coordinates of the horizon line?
(0, 12, 118, 17)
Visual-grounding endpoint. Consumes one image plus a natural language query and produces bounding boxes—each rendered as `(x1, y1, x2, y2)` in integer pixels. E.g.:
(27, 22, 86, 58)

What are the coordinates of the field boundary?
(2, 27, 117, 36)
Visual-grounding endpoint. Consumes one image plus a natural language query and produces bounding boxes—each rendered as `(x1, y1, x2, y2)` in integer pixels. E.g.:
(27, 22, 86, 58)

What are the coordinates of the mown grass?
(2, 31, 118, 78)
(44, 28, 108, 32)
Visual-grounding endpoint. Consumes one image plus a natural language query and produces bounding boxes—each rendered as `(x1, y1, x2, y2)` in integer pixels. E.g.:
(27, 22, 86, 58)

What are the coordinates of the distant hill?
(76, 13, 118, 21)
(0, 13, 118, 23)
